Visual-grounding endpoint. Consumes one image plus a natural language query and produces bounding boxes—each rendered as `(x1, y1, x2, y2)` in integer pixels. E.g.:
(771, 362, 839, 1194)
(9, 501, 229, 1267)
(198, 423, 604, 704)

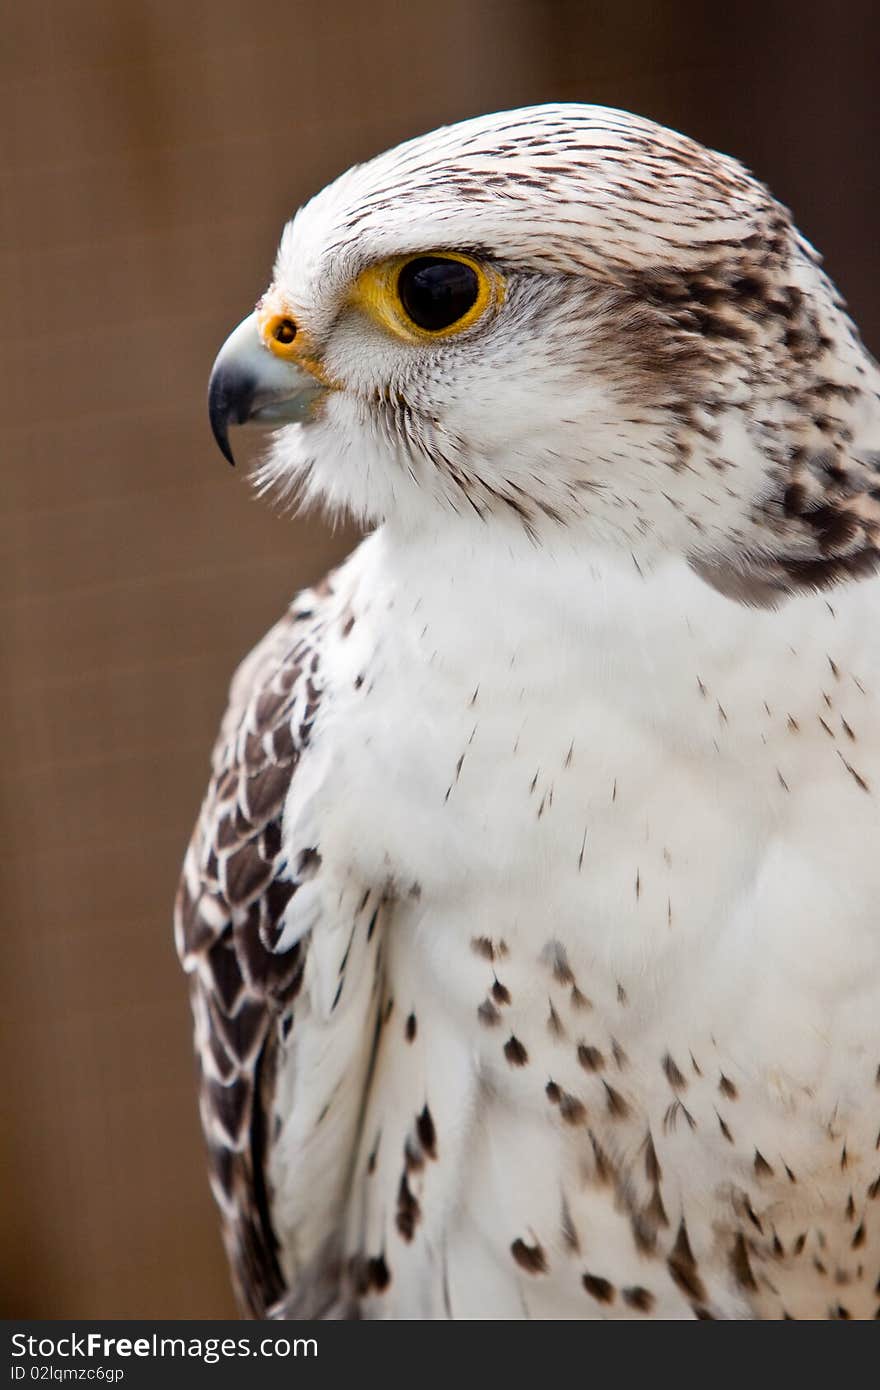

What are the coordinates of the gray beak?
(207, 312, 327, 466)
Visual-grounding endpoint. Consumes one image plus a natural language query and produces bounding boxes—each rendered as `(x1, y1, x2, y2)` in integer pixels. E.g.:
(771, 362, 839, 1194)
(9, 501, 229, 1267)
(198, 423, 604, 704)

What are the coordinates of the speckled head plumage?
(211, 103, 880, 603)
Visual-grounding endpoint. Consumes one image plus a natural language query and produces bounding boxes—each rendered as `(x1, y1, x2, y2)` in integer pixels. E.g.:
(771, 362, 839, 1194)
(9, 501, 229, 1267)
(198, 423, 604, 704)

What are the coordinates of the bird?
(175, 103, 880, 1320)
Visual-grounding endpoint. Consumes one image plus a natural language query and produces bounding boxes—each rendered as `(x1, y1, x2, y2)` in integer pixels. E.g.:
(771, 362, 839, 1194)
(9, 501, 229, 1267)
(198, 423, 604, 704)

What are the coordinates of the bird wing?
(175, 569, 384, 1318)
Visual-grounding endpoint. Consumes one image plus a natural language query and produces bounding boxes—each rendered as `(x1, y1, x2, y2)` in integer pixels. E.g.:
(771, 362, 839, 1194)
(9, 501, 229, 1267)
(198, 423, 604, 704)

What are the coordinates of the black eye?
(397, 256, 481, 332)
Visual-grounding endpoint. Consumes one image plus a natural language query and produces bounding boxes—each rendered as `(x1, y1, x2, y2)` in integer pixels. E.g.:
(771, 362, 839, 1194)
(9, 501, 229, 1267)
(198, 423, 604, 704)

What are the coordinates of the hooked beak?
(207, 313, 327, 466)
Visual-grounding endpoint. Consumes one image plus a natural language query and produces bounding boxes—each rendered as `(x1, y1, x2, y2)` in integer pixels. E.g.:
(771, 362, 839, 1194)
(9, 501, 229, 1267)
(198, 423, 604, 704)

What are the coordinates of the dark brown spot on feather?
(559, 1092, 587, 1125)
(296, 846, 321, 879)
(741, 1196, 763, 1233)
(611, 1037, 628, 1069)
(471, 936, 495, 961)
(400, 1139, 422, 1173)
(396, 1174, 420, 1241)
(837, 751, 870, 792)
(667, 1219, 706, 1303)
(589, 1131, 613, 1186)
(511, 1238, 546, 1274)
(731, 1232, 758, 1290)
(582, 1273, 615, 1303)
(644, 1132, 662, 1184)
(717, 1111, 734, 1144)
(547, 1001, 565, 1037)
(662, 1053, 687, 1089)
(504, 1035, 528, 1066)
(663, 1096, 696, 1133)
(622, 1285, 655, 1312)
(754, 1149, 774, 1178)
(560, 1196, 580, 1253)
(577, 1043, 605, 1072)
(416, 1105, 437, 1159)
(367, 1254, 390, 1291)
(542, 940, 574, 984)
(603, 1081, 630, 1119)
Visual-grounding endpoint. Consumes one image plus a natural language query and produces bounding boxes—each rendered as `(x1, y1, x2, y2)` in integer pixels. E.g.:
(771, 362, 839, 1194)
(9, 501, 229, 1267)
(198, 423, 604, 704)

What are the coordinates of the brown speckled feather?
(175, 583, 331, 1317)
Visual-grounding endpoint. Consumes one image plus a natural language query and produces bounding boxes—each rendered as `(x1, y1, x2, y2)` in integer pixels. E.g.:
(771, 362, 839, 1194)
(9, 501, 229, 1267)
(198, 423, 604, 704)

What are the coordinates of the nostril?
(273, 317, 297, 345)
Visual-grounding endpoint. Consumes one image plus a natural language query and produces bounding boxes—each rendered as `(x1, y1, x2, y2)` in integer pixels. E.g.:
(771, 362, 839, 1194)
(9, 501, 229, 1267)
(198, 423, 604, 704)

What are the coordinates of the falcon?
(175, 104, 880, 1319)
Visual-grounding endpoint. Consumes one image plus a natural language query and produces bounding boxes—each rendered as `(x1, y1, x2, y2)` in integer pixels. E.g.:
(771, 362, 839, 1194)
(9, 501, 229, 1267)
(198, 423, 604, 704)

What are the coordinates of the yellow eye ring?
(353, 251, 502, 343)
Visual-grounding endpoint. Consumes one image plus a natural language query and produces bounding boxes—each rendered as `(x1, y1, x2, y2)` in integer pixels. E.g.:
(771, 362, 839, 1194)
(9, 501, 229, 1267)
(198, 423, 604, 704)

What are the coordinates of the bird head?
(209, 104, 880, 601)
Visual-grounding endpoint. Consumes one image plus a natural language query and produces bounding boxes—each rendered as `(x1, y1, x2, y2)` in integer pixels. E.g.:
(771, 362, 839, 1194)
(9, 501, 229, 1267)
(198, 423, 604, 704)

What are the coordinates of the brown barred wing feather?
(175, 582, 366, 1318)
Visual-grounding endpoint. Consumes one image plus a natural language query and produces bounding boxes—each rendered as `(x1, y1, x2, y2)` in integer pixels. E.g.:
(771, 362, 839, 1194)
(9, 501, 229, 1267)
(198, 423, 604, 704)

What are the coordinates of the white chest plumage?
(272, 531, 880, 1319)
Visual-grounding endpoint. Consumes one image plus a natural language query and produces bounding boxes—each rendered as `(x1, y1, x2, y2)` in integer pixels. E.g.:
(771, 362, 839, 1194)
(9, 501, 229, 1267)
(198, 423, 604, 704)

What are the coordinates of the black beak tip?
(211, 418, 237, 468)
(208, 366, 257, 468)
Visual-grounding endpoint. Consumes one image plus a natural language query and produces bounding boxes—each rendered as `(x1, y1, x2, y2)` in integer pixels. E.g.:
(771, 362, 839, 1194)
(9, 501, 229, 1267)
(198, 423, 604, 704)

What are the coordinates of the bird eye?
(397, 256, 481, 333)
(354, 251, 500, 342)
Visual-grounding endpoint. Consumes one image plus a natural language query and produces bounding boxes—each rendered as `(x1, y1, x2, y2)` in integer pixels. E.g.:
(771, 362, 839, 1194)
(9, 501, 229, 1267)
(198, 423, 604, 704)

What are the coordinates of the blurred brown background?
(2, 0, 877, 1318)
